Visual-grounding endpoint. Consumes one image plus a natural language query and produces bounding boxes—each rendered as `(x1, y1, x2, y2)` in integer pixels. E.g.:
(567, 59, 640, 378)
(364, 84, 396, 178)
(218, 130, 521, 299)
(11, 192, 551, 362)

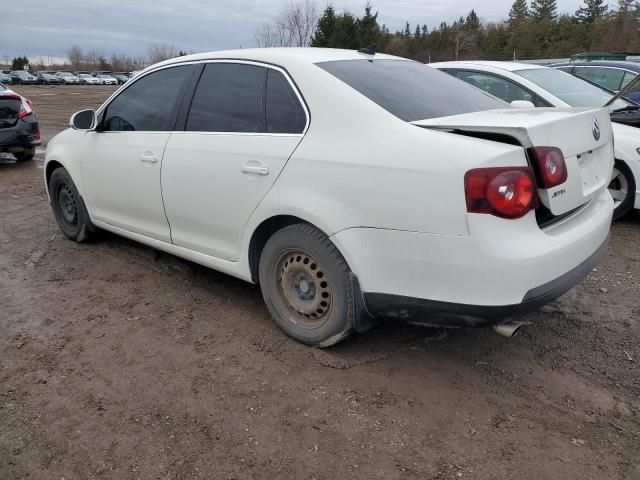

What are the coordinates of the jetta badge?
(592, 118, 600, 141)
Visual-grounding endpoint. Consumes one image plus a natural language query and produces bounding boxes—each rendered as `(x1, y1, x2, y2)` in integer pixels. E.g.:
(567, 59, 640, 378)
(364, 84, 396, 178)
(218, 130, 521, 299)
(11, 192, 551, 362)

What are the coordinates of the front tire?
(49, 167, 96, 242)
(609, 160, 636, 220)
(258, 224, 355, 347)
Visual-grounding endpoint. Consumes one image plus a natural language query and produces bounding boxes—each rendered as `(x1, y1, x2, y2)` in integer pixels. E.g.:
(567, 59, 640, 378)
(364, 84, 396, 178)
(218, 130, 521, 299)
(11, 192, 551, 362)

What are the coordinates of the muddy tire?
(258, 223, 354, 347)
(49, 167, 96, 242)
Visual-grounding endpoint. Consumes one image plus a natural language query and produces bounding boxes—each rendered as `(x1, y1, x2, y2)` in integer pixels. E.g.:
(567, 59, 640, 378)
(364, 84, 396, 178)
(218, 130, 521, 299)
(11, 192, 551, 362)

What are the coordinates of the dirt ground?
(1, 85, 639, 480)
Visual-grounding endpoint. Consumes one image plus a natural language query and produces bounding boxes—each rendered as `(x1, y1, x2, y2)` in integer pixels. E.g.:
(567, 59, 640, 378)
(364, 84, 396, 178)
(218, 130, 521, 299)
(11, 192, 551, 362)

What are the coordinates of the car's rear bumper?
(361, 233, 609, 327)
(332, 189, 613, 327)
(0, 118, 40, 151)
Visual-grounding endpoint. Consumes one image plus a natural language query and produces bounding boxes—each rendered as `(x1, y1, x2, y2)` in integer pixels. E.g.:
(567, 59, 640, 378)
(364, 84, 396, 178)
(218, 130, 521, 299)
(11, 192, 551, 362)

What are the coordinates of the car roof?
(154, 47, 402, 71)
(429, 60, 545, 72)
(549, 60, 640, 71)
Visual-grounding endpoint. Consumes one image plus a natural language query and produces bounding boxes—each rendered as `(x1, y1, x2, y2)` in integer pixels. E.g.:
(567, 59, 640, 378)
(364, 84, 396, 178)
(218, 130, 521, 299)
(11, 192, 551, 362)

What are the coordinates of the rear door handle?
(241, 164, 269, 175)
(140, 152, 159, 164)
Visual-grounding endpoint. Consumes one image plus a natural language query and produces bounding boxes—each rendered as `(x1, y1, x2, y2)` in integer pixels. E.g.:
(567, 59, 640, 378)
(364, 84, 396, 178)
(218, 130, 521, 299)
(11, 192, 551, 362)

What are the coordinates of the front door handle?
(140, 152, 159, 164)
(241, 164, 269, 175)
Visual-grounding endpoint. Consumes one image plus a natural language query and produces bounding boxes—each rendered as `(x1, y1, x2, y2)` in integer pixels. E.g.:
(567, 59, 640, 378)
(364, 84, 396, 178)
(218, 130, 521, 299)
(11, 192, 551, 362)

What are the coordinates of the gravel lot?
(1, 85, 639, 480)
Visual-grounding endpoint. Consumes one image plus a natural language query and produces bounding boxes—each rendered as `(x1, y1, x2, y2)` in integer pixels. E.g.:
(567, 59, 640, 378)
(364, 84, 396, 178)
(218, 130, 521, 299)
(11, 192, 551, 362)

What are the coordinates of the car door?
(161, 62, 308, 261)
(80, 64, 195, 242)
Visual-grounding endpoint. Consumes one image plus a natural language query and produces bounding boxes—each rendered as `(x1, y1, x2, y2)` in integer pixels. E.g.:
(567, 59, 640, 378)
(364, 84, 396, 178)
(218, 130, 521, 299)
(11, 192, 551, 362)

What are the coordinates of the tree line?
(3, 43, 189, 72)
(259, 0, 640, 62)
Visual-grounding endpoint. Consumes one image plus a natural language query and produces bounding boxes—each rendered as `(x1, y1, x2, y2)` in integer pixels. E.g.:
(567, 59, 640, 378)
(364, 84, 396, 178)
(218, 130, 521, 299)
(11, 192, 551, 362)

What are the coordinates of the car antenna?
(357, 44, 377, 55)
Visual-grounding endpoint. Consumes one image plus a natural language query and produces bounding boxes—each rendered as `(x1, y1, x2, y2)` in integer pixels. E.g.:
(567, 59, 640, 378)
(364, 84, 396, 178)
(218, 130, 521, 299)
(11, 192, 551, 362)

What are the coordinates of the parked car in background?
(10, 70, 37, 85)
(0, 72, 12, 84)
(36, 71, 62, 85)
(45, 48, 613, 346)
(111, 72, 129, 84)
(432, 61, 640, 219)
(77, 74, 101, 85)
(55, 71, 80, 85)
(0, 83, 40, 161)
(95, 74, 118, 85)
(550, 61, 640, 102)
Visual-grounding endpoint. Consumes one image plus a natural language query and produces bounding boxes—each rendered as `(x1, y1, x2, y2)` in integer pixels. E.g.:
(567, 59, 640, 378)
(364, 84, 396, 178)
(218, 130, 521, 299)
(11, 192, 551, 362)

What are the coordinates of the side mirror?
(70, 109, 96, 130)
(511, 100, 536, 109)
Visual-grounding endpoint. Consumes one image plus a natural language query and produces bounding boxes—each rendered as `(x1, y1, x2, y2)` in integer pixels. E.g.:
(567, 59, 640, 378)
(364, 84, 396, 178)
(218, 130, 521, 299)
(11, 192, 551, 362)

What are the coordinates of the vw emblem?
(592, 118, 601, 141)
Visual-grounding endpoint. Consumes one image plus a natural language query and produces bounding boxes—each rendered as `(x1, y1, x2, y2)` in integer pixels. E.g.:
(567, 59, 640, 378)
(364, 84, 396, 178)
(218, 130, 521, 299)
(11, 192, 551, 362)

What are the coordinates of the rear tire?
(14, 149, 35, 162)
(49, 167, 97, 242)
(258, 223, 355, 347)
(609, 160, 636, 220)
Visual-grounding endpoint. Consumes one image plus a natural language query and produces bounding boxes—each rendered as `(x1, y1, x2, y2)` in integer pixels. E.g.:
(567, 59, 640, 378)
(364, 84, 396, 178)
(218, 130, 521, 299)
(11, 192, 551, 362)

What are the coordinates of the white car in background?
(432, 61, 640, 219)
(95, 74, 118, 85)
(56, 71, 80, 85)
(77, 74, 101, 85)
(44, 48, 613, 346)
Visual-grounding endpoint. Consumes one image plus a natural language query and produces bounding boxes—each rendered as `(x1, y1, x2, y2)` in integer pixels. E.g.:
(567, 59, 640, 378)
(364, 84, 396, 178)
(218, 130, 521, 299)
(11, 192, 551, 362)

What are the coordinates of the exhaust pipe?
(493, 322, 525, 338)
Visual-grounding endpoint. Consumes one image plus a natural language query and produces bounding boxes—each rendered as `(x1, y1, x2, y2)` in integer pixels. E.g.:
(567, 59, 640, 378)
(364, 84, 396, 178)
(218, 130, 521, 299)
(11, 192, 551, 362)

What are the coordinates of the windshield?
(515, 68, 629, 111)
(608, 72, 640, 108)
(317, 59, 507, 121)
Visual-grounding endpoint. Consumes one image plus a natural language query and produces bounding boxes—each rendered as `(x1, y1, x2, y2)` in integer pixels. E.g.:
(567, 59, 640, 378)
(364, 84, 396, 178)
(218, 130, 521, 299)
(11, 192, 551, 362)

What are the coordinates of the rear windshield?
(316, 59, 506, 121)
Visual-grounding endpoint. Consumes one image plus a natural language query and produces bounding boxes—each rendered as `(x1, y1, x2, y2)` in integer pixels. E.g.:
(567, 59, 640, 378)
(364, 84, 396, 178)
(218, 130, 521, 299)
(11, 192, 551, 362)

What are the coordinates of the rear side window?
(266, 70, 306, 133)
(316, 59, 506, 121)
(186, 63, 266, 132)
(101, 65, 192, 132)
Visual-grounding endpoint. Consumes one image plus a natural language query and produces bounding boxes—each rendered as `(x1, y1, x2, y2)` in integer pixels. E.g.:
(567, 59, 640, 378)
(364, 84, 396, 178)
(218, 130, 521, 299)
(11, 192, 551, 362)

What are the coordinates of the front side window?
(101, 65, 192, 132)
(186, 63, 266, 133)
(316, 59, 506, 122)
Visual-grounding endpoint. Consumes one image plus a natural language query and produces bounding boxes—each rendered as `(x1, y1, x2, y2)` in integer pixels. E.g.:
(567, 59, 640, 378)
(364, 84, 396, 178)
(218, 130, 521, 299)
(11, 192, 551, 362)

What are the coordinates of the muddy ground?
(1, 85, 639, 479)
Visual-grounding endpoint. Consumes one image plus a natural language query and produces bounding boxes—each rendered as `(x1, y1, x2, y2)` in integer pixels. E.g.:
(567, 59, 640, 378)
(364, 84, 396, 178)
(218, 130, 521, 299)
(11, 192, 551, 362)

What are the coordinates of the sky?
(0, 0, 587, 63)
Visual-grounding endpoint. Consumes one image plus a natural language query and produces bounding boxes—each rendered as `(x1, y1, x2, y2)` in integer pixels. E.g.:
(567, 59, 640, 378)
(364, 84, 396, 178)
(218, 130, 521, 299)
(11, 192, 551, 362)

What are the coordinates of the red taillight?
(18, 98, 33, 119)
(34, 129, 41, 140)
(530, 147, 567, 188)
(464, 167, 538, 219)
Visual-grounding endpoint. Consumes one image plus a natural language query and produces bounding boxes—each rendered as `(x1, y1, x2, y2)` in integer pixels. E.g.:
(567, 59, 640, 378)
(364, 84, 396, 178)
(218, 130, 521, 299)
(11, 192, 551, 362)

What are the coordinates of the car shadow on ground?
(94, 228, 556, 370)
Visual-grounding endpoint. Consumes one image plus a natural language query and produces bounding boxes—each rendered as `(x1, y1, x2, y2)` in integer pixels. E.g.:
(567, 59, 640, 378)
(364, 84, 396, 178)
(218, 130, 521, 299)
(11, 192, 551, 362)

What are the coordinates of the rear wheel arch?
(248, 215, 352, 284)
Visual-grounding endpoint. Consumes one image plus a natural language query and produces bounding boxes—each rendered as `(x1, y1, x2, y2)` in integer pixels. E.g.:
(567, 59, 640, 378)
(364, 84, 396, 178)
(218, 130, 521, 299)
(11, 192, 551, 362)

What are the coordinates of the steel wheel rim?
(276, 249, 333, 330)
(608, 167, 629, 207)
(58, 184, 78, 225)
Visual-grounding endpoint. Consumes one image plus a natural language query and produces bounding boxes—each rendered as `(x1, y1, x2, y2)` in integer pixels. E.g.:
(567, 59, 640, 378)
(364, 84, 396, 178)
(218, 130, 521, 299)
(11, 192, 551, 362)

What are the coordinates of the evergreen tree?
(404, 22, 411, 36)
(509, 0, 530, 23)
(414, 24, 421, 38)
(574, 0, 609, 23)
(531, 0, 558, 21)
(310, 6, 337, 47)
(11, 56, 29, 70)
(358, 4, 380, 46)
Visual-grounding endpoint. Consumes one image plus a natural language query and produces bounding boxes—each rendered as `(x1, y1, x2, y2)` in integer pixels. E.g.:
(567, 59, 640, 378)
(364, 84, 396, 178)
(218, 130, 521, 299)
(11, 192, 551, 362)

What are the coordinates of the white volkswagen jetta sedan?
(45, 48, 614, 346)
(432, 61, 640, 220)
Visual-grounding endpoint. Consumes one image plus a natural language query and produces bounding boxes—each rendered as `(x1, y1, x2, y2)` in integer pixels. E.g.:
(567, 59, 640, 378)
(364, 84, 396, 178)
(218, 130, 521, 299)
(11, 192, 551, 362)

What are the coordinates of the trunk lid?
(412, 107, 613, 216)
(0, 91, 21, 129)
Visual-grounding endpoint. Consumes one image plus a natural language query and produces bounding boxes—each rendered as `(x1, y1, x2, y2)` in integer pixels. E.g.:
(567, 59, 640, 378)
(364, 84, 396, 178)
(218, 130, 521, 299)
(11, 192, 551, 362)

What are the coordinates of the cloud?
(0, 0, 586, 61)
